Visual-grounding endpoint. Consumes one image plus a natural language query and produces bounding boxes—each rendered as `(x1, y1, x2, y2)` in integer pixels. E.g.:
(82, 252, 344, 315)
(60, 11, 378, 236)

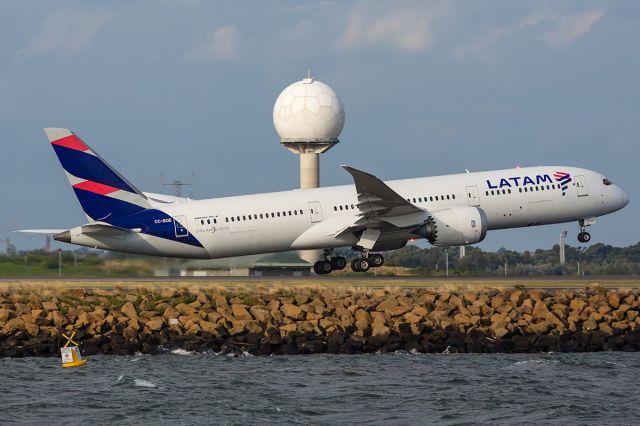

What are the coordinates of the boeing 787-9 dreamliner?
(20, 128, 629, 274)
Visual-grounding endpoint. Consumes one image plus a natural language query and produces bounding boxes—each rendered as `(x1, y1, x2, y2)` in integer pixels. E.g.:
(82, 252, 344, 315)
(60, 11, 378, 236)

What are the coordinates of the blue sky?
(1, 0, 638, 252)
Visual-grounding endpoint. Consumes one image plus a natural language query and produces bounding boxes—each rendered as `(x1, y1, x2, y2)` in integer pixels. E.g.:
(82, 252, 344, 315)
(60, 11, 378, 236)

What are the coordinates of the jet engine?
(413, 206, 488, 246)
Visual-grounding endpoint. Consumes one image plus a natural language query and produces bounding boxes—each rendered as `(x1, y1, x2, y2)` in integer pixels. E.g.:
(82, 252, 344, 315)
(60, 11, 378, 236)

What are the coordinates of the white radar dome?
(273, 77, 345, 143)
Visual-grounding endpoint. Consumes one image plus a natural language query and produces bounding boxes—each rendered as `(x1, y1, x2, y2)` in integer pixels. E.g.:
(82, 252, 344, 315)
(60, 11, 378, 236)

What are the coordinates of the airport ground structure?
(3, 280, 640, 356)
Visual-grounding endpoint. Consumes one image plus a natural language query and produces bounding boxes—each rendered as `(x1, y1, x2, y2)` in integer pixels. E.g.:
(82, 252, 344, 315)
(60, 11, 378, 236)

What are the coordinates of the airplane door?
(465, 186, 480, 206)
(575, 175, 588, 197)
(308, 201, 323, 223)
(173, 215, 189, 238)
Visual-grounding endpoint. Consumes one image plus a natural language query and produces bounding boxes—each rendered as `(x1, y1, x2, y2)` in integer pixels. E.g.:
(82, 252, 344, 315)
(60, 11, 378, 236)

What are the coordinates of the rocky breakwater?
(2, 286, 640, 356)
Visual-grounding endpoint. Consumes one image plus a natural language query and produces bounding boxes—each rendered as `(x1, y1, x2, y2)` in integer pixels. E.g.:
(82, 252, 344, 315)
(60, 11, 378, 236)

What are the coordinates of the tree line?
(382, 242, 640, 276)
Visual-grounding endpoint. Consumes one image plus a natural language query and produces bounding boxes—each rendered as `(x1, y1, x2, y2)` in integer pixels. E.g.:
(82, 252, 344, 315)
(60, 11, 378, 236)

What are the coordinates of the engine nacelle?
(413, 207, 488, 246)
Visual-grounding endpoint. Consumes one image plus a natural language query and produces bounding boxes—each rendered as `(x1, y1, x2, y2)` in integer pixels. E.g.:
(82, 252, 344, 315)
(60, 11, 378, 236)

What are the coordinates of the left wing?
(342, 165, 422, 217)
(335, 166, 429, 249)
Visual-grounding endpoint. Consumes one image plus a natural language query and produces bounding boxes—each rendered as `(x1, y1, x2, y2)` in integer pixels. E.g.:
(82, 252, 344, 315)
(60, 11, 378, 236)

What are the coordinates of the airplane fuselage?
(62, 165, 628, 259)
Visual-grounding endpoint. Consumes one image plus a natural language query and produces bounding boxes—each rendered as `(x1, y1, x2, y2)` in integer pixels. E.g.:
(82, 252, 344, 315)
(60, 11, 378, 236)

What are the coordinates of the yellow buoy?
(61, 331, 87, 368)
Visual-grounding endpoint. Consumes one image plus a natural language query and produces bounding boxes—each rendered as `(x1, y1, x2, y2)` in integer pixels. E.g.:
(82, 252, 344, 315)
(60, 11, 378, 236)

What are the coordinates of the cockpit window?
(603, 178, 613, 186)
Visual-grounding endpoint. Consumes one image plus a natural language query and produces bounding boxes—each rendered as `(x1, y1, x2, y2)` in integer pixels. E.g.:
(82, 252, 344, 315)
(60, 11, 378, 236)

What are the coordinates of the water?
(1, 351, 639, 425)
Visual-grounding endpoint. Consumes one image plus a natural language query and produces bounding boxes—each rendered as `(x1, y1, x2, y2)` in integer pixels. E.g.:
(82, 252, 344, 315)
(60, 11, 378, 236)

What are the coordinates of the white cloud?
(454, 8, 605, 59)
(543, 10, 603, 48)
(340, 6, 438, 53)
(190, 25, 238, 61)
(453, 28, 506, 59)
(21, 8, 113, 55)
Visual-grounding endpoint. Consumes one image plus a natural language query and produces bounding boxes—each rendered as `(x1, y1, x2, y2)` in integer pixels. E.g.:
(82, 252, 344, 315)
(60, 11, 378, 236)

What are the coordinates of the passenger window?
(277, 212, 280, 217)
(299, 210, 303, 214)
(501, 190, 505, 195)
(200, 220, 204, 225)
(351, 205, 354, 209)
(214, 219, 217, 224)
(231, 217, 235, 222)
(339, 206, 343, 210)
(243, 215, 246, 220)
(508, 189, 511, 194)
(207, 219, 210, 224)
(225, 218, 229, 223)
(430, 196, 433, 201)
(288, 211, 292, 215)
(446, 195, 450, 200)
(294, 210, 297, 215)
(485, 191, 489, 196)
(452, 194, 455, 199)
(490, 191, 494, 196)
(334, 206, 337, 211)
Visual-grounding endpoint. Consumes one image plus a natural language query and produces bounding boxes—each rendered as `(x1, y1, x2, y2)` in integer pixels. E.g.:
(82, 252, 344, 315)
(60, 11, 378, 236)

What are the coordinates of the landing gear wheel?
(369, 253, 384, 268)
(351, 258, 362, 272)
(577, 232, 591, 243)
(313, 260, 332, 275)
(357, 258, 371, 272)
(330, 256, 347, 270)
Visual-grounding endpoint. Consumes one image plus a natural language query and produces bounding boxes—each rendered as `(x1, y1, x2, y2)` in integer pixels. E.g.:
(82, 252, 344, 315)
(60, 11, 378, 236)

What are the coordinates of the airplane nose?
(621, 189, 629, 208)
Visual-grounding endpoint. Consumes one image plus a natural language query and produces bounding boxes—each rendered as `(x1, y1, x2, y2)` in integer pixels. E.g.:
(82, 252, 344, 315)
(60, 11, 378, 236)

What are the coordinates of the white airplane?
(20, 128, 629, 274)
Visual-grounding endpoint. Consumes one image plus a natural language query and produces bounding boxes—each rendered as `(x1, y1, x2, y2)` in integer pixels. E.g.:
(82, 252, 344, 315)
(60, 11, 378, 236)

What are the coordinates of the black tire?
(358, 258, 371, 272)
(330, 256, 347, 270)
(369, 253, 384, 267)
(578, 232, 591, 243)
(313, 260, 332, 275)
(351, 258, 361, 272)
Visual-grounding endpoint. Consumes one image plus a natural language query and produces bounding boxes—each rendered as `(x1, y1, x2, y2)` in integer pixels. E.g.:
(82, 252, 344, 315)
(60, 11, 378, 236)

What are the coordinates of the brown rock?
(372, 323, 390, 336)
(569, 298, 586, 314)
(521, 298, 534, 314)
(249, 306, 271, 322)
(41, 301, 58, 311)
(627, 311, 639, 321)
(121, 302, 138, 319)
(609, 293, 620, 309)
(231, 304, 253, 321)
(376, 297, 398, 312)
(598, 322, 613, 335)
(545, 312, 564, 329)
(279, 323, 298, 336)
(3, 318, 25, 334)
(412, 306, 429, 317)
(215, 295, 230, 311)
(404, 313, 422, 324)
(147, 319, 164, 331)
(532, 301, 550, 318)
(52, 311, 67, 328)
(175, 303, 195, 316)
(227, 321, 247, 336)
(528, 321, 552, 334)
(583, 315, 598, 331)
(510, 290, 524, 306)
(0, 309, 13, 324)
(281, 303, 303, 319)
(611, 321, 629, 332)
(389, 306, 411, 317)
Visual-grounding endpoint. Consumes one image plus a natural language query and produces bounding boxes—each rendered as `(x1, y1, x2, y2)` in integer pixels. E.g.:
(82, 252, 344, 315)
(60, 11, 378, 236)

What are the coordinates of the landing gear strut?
(577, 219, 592, 243)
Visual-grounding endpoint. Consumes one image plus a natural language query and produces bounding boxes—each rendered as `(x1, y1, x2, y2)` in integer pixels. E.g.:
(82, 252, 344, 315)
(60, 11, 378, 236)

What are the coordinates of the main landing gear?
(350, 251, 385, 273)
(312, 249, 347, 275)
(577, 218, 593, 243)
(312, 250, 385, 274)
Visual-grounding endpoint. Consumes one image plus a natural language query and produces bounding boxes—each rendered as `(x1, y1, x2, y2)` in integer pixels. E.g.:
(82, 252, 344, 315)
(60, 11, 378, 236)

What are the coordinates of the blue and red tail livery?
(45, 128, 151, 221)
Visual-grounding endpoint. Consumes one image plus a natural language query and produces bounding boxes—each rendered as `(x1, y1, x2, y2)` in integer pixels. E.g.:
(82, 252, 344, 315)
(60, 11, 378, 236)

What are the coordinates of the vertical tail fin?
(44, 128, 151, 222)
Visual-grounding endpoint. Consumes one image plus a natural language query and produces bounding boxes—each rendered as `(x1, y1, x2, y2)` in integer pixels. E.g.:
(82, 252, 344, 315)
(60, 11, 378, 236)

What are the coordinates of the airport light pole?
(560, 231, 567, 265)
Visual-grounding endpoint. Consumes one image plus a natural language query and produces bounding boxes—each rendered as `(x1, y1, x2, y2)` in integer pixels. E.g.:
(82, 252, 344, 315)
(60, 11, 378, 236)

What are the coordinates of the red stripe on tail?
(51, 135, 90, 152)
(73, 180, 119, 195)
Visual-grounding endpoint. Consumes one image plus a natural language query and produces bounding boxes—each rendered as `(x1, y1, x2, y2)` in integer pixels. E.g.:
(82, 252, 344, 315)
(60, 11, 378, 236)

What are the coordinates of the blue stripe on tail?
(52, 145, 137, 193)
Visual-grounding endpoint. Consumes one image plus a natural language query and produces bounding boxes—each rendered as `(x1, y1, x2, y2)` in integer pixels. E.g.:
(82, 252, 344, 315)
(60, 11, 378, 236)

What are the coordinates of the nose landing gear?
(577, 218, 596, 243)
